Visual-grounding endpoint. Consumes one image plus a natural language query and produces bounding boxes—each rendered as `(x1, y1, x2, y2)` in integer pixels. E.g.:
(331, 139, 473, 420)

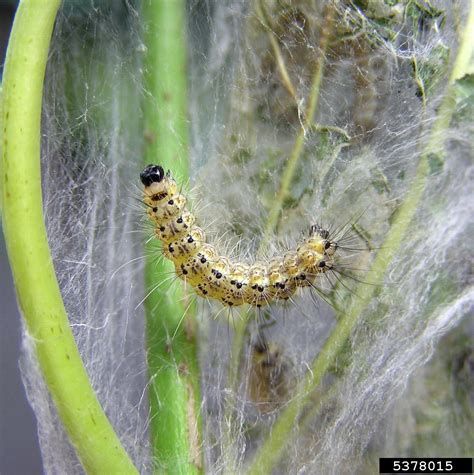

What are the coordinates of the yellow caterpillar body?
(141, 164, 338, 307)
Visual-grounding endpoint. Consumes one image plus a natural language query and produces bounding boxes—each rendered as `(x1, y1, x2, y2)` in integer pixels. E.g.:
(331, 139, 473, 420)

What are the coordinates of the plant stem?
(141, 1, 202, 473)
(256, 0, 298, 102)
(0, 86, 3, 214)
(261, 3, 336, 248)
(224, 4, 336, 464)
(246, 5, 474, 473)
(1, 2, 137, 473)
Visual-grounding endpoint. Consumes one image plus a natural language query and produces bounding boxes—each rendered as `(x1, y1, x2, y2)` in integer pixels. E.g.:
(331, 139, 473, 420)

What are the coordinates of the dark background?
(1, 1, 44, 473)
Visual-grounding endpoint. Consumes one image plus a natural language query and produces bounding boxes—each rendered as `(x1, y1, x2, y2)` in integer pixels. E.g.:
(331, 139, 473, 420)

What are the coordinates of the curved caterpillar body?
(141, 164, 339, 307)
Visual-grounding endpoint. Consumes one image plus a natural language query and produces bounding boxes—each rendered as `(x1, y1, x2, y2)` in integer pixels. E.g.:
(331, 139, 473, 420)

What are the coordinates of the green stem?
(0, 86, 3, 214)
(246, 5, 474, 473)
(261, 4, 336, 248)
(224, 5, 336, 465)
(141, 1, 202, 473)
(256, 0, 298, 102)
(1, 2, 137, 473)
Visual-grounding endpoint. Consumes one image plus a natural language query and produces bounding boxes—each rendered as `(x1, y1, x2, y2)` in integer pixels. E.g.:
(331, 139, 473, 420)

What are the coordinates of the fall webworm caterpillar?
(246, 333, 294, 414)
(141, 164, 344, 308)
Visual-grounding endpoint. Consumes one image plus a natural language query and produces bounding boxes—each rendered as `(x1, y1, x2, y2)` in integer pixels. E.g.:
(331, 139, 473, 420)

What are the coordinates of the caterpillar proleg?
(141, 164, 339, 307)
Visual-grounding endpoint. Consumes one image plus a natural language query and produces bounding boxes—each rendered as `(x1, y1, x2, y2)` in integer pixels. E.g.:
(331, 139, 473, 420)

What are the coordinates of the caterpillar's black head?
(140, 164, 165, 187)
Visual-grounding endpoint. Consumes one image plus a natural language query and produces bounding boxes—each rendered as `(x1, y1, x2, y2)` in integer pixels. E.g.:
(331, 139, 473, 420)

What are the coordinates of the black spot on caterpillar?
(141, 164, 340, 307)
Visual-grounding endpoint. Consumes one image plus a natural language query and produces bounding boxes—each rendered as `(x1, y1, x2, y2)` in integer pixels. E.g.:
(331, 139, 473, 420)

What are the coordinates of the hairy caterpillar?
(247, 336, 294, 413)
(141, 164, 339, 307)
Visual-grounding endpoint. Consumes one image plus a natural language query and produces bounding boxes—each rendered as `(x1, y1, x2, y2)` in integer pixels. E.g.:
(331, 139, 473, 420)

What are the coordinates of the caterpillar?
(247, 336, 293, 413)
(141, 164, 339, 308)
